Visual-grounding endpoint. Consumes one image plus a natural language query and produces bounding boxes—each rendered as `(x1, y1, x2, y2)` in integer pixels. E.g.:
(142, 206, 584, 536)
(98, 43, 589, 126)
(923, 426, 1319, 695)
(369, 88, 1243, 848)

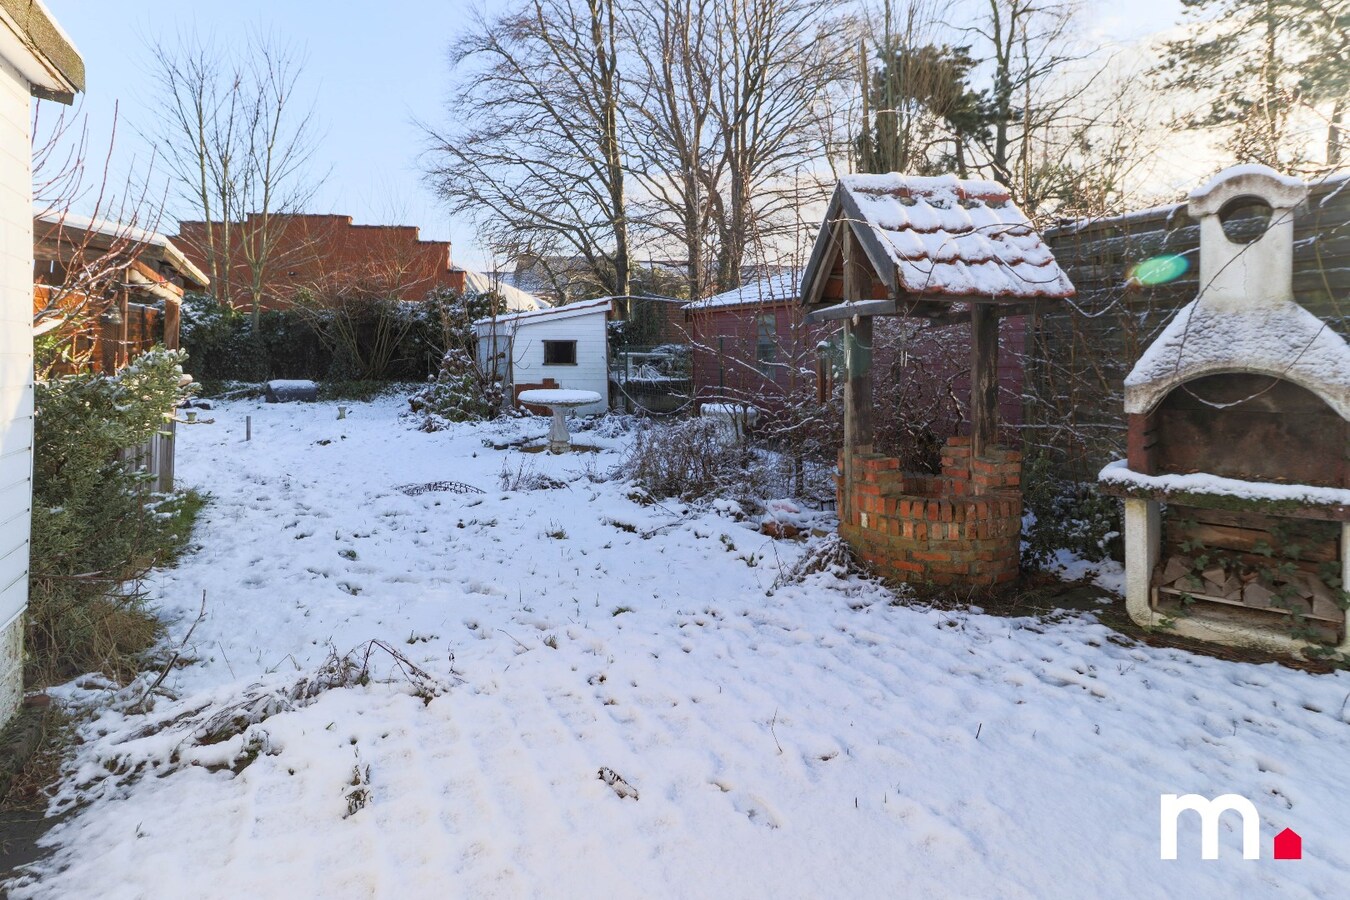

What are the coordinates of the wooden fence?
(118, 419, 176, 494)
(1028, 174, 1349, 481)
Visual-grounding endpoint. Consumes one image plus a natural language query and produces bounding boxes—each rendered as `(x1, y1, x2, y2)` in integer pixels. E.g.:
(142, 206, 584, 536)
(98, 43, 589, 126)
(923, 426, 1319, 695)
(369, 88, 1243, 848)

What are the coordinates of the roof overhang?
(800, 185, 900, 307)
(474, 297, 612, 330)
(0, 0, 83, 104)
(34, 214, 210, 289)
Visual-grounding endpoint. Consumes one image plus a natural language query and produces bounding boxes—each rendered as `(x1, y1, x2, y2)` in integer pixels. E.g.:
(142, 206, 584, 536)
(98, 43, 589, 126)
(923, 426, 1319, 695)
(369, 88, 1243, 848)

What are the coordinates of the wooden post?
(844, 316, 874, 453)
(840, 223, 875, 528)
(163, 295, 181, 350)
(970, 304, 1000, 457)
(118, 293, 130, 369)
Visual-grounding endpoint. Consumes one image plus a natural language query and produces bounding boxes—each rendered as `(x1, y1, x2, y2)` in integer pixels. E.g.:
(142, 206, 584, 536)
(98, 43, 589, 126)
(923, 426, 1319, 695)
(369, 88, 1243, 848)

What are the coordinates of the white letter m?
(1160, 793, 1260, 860)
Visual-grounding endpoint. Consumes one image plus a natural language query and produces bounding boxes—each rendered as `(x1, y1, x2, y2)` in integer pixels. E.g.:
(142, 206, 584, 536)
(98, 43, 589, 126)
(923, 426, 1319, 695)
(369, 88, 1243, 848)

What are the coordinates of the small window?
(543, 340, 577, 365)
(756, 313, 777, 372)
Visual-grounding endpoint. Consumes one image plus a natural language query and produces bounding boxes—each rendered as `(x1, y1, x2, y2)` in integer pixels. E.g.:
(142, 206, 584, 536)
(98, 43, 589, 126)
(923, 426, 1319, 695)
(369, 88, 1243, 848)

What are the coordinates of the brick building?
(174, 214, 466, 311)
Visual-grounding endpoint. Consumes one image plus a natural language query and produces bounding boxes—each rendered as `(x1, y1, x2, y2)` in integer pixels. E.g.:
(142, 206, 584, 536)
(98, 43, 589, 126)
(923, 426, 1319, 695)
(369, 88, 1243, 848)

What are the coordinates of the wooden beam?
(163, 295, 181, 350)
(845, 315, 874, 452)
(841, 228, 875, 451)
(970, 304, 1000, 457)
(803, 298, 897, 323)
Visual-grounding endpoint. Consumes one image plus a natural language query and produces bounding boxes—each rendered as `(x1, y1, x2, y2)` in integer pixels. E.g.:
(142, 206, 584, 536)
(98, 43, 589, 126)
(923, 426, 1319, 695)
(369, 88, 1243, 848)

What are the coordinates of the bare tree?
(619, 0, 720, 301)
(146, 31, 322, 325)
(237, 39, 323, 324)
(426, 0, 631, 302)
(705, 0, 851, 291)
(961, 0, 1094, 212)
(31, 103, 168, 376)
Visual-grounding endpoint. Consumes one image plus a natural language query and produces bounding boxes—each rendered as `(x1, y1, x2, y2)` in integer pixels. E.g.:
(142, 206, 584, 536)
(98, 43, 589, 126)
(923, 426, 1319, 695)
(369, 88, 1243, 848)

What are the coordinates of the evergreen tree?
(1157, 0, 1349, 169)
(859, 41, 987, 175)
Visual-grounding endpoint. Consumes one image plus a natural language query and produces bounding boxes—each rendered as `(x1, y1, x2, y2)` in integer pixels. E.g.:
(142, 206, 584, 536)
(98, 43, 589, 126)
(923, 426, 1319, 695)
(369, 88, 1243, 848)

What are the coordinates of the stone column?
(1123, 498, 1161, 627)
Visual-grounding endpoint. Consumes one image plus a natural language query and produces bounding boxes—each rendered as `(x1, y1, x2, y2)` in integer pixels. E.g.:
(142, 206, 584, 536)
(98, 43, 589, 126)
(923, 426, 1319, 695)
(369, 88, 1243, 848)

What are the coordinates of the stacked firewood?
(1155, 555, 1343, 622)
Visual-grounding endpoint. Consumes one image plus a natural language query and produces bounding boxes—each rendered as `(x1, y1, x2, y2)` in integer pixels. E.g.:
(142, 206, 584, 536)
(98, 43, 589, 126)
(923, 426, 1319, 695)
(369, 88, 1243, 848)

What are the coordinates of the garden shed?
(800, 173, 1074, 586)
(1100, 165, 1350, 654)
(33, 212, 209, 372)
(474, 297, 611, 415)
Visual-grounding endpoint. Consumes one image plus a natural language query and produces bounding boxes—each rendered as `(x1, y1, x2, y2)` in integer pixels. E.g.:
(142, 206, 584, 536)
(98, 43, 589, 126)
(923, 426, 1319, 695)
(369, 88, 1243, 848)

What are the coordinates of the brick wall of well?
(837, 436, 1022, 586)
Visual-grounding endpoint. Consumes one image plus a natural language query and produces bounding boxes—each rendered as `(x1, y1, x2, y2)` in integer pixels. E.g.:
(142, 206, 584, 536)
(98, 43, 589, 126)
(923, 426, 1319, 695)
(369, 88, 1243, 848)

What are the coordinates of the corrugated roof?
(820, 174, 1075, 300)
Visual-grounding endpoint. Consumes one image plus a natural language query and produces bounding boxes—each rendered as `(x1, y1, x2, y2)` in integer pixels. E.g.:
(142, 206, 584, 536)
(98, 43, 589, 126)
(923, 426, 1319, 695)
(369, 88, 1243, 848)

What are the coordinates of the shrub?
(624, 418, 765, 505)
(1020, 451, 1122, 570)
(408, 349, 504, 430)
(180, 288, 503, 386)
(179, 293, 271, 382)
(28, 348, 202, 685)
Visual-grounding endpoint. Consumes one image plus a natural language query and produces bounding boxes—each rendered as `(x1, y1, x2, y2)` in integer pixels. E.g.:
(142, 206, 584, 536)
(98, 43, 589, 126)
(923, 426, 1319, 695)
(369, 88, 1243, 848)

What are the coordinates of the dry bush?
(624, 418, 767, 505)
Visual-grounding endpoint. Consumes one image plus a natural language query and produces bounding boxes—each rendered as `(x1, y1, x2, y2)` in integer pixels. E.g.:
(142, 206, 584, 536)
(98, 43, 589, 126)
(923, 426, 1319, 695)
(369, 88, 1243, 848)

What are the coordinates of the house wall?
(0, 50, 34, 724)
(175, 215, 467, 310)
(480, 310, 610, 415)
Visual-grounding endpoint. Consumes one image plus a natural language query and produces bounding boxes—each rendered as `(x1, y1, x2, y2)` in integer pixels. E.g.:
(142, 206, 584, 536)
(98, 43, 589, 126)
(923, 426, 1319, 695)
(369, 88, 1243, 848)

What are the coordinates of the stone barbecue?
(1100, 165, 1350, 653)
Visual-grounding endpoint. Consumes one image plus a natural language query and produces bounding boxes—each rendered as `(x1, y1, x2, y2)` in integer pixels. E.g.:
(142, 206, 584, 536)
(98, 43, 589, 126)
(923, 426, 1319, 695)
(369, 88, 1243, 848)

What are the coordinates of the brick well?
(837, 436, 1022, 586)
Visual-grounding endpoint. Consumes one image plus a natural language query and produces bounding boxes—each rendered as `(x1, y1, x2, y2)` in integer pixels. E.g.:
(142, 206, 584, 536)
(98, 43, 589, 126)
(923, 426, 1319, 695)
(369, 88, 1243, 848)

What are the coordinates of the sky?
(42, 0, 1187, 273)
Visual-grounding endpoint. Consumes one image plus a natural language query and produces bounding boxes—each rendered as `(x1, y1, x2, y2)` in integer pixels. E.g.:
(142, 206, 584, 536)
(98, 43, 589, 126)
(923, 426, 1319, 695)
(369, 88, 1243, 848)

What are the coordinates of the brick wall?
(837, 436, 1022, 586)
(175, 214, 465, 310)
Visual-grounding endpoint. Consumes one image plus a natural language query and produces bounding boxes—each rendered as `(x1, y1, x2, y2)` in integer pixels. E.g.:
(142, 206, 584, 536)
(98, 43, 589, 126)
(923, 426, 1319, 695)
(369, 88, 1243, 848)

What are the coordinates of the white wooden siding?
(478, 308, 610, 414)
(0, 52, 31, 632)
(509, 312, 609, 414)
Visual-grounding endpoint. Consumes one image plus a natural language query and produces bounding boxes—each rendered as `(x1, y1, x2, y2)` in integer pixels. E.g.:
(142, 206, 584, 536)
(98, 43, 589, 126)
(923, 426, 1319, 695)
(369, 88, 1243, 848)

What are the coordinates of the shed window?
(543, 340, 577, 365)
(756, 313, 778, 370)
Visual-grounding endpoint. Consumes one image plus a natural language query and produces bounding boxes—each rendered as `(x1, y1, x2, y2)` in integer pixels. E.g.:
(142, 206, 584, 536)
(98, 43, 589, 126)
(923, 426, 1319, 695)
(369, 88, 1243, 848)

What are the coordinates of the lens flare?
(1129, 254, 1189, 287)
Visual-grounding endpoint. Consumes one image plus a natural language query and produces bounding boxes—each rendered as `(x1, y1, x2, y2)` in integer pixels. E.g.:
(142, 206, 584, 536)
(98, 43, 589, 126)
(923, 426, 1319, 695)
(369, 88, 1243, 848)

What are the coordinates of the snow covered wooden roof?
(34, 211, 210, 288)
(684, 271, 799, 311)
(800, 174, 1074, 309)
(473, 296, 609, 329)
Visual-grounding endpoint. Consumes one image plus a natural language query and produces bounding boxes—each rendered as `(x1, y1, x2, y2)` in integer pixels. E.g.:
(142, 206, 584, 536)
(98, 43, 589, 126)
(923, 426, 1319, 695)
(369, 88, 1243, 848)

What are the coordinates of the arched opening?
(1152, 373, 1346, 487)
(1216, 195, 1274, 244)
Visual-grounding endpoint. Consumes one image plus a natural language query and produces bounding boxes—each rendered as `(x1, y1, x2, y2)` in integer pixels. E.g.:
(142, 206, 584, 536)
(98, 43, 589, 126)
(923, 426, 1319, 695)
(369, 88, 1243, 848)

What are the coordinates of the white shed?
(474, 298, 611, 415)
(0, 0, 84, 726)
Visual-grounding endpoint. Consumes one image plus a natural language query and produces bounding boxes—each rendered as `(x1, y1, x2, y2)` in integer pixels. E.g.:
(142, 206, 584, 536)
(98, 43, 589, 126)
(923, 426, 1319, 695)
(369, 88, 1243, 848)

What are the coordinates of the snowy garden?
(6, 394, 1349, 898)
(4, 0, 1348, 895)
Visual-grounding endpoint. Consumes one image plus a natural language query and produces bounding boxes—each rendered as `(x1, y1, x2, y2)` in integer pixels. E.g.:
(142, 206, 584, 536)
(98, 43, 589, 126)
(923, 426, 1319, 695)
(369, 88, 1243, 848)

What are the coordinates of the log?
(1242, 582, 1275, 608)
(1161, 555, 1192, 585)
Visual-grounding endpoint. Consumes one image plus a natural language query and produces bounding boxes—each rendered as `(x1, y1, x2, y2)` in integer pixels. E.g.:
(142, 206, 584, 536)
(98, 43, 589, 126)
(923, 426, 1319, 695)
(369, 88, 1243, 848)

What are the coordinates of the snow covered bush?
(50, 640, 448, 812)
(773, 533, 858, 587)
(408, 349, 504, 430)
(29, 348, 200, 683)
(624, 418, 766, 505)
(1020, 452, 1121, 570)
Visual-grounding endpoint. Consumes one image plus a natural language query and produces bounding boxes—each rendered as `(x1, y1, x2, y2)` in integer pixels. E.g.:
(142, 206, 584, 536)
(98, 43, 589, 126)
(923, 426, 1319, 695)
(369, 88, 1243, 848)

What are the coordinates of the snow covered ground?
(10, 394, 1350, 898)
